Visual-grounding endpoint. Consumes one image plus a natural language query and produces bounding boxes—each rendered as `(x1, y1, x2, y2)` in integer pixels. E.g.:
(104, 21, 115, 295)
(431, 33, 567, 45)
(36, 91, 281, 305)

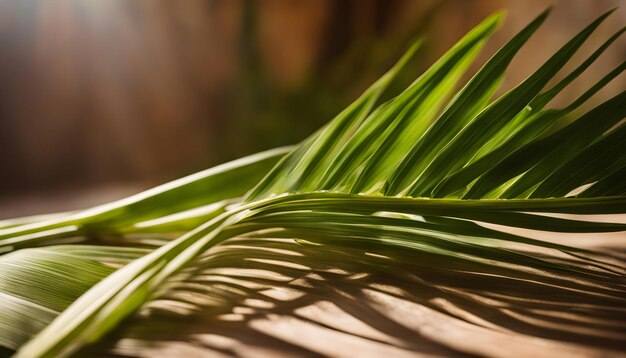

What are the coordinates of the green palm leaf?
(1, 8, 625, 358)
(0, 146, 289, 251)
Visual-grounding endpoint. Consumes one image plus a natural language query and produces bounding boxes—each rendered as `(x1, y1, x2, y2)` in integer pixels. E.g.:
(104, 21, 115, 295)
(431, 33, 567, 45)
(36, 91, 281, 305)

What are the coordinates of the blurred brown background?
(0, 0, 624, 216)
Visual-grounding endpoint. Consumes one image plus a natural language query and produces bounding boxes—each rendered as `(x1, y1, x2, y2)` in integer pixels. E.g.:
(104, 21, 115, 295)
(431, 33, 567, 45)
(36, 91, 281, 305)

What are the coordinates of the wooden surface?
(3, 189, 626, 357)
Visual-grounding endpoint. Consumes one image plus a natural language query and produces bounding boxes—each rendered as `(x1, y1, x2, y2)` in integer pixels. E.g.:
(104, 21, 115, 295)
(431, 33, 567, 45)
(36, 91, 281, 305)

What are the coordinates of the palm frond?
(0, 245, 148, 350)
(0, 147, 289, 251)
(1, 8, 625, 358)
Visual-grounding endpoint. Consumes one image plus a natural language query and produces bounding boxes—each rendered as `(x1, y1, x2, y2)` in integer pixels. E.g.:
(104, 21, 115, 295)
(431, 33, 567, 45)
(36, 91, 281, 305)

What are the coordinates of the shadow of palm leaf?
(83, 227, 626, 357)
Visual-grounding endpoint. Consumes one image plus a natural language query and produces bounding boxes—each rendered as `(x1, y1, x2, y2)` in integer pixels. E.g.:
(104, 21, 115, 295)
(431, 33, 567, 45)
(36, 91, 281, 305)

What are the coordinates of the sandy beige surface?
(3, 190, 626, 357)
